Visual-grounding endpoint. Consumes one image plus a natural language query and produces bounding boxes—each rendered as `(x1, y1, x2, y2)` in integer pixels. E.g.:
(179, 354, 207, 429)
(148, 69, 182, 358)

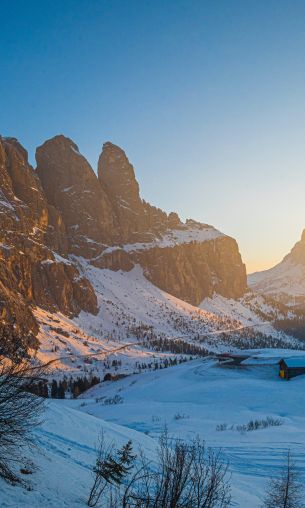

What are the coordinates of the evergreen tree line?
(135, 356, 191, 373)
(143, 336, 209, 356)
(28, 375, 101, 399)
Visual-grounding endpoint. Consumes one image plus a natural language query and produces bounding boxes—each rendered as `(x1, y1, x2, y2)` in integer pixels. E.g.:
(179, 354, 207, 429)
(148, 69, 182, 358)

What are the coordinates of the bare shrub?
(102, 395, 124, 405)
(0, 357, 45, 484)
(217, 417, 283, 433)
(216, 423, 228, 432)
(122, 431, 231, 508)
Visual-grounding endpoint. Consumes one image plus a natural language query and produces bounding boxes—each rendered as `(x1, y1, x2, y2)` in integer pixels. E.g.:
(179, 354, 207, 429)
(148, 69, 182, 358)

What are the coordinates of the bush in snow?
(216, 417, 283, 433)
(102, 395, 124, 405)
(0, 357, 45, 485)
(122, 431, 231, 508)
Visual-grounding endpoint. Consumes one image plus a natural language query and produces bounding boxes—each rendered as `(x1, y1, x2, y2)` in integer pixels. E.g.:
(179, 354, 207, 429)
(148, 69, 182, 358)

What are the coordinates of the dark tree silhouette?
(88, 434, 136, 507)
(263, 451, 304, 508)
(0, 357, 45, 484)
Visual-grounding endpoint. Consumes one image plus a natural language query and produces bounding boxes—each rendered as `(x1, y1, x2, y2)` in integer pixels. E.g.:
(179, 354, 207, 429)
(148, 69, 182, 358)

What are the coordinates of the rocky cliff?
(0, 136, 97, 355)
(0, 134, 247, 354)
(36, 136, 117, 257)
(98, 142, 178, 242)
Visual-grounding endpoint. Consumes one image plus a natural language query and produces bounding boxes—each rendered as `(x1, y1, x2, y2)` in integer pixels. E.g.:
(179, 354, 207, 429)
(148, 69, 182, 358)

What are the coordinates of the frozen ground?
(2, 353, 305, 507)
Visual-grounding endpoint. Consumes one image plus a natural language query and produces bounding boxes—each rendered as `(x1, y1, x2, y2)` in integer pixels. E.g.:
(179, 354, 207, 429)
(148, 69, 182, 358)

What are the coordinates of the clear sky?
(1, 0, 305, 273)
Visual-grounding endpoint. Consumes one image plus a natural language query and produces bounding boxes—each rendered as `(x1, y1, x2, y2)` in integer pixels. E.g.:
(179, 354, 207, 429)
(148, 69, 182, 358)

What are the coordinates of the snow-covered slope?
(248, 230, 305, 302)
(33, 261, 300, 379)
(4, 355, 305, 507)
(100, 223, 224, 256)
(249, 258, 305, 298)
(0, 401, 156, 508)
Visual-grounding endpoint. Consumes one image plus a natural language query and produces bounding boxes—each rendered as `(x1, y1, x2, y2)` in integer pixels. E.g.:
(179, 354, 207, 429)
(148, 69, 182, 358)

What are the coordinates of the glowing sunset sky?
(1, 0, 305, 273)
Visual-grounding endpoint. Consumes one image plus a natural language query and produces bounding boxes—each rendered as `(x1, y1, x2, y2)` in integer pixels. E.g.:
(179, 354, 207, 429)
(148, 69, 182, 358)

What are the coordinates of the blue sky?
(1, 0, 305, 272)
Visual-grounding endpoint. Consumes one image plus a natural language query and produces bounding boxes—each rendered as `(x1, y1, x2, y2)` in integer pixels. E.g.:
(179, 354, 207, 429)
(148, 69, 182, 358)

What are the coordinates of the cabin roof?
(281, 357, 305, 368)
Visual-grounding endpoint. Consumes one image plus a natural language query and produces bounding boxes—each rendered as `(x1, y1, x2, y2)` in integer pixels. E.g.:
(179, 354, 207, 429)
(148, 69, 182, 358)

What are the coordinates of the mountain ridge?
(0, 133, 246, 355)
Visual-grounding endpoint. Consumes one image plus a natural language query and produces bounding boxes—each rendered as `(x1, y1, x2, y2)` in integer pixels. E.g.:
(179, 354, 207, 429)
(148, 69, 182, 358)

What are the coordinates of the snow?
(199, 293, 282, 337)
(33, 260, 299, 379)
(0, 401, 156, 508)
(41, 252, 72, 266)
(79, 356, 305, 506)
(5, 254, 301, 506)
(73, 260, 245, 342)
(248, 258, 305, 297)
(34, 307, 180, 378)
(100, 225, 224, 256)
(3, 356, 305, 506)
(70, 145, 82, 157)
(0, 190, 16, 212)
(282, 357, 305, 368)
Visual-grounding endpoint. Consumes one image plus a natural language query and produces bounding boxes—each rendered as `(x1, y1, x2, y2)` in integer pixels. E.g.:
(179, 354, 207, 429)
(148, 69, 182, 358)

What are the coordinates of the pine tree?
(263, 451, 304, 508)
(57, 382, 65, 399)
(51, 379, 58, 398)
(88, 437, 136, 507)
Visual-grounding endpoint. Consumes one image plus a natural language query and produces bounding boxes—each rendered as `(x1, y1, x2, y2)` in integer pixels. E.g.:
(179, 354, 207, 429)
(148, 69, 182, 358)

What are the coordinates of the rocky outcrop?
(285, 230, 305, 265)
(36, 135, 117, 257)
(98, 142, 182, 242)
(96, 142, 246, 303)
(94, 228, 246, 305)
(136, 236, 246, 305)
(0, 136, 97, 355)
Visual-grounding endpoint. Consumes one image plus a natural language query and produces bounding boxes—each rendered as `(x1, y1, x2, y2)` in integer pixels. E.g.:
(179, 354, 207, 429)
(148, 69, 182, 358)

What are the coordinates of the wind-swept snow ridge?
(100, 224, 224, 255)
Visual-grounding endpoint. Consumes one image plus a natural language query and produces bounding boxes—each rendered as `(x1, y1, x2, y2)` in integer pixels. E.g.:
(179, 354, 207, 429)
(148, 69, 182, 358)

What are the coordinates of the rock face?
(98, 142, 181, 242)
(0, 133, 247, 354)
(94, 225, 246, 305)
(36, 136, 117, 257)
(286, 230, 305, 265)
(0, 136, 97, 355)
(137, 237, 246, 304)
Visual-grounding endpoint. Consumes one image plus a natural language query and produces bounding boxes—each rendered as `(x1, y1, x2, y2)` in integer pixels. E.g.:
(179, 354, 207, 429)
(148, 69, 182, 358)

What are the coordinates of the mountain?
(36, 136, 247, 304)
(248, 230, 305, 304)
(2, 133, 269, 360)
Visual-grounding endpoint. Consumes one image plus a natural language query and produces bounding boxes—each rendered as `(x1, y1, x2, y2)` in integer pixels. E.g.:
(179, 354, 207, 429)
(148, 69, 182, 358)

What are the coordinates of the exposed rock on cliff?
(0, 136, 97, 353)
(98, 142, 182, 242)
(94, 224, 246, 305)
(36, 135, 117, 257)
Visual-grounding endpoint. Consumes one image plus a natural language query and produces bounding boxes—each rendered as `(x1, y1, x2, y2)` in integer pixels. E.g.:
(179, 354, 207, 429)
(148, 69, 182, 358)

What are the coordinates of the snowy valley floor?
(2, 355, 305, 507)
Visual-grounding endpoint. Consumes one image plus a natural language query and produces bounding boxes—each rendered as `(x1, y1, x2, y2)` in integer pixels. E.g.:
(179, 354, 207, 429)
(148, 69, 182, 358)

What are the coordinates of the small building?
(279, 358, 305, 380)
